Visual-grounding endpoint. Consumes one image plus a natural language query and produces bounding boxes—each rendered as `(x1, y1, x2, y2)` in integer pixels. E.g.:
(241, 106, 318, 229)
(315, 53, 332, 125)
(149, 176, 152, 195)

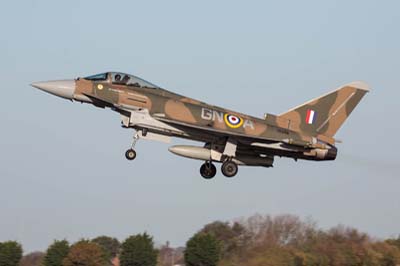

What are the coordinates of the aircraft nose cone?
(31, 80, 76, 100)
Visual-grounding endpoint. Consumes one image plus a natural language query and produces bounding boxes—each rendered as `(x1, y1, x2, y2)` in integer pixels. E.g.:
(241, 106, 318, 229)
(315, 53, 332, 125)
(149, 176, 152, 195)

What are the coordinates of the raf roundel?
(97, 84, 104, 90)
(224, 114, 244, 129)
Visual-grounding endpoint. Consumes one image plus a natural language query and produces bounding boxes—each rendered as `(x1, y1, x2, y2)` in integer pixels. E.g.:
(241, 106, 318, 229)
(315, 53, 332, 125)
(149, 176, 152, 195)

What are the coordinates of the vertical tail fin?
(278, 81, 370, 137)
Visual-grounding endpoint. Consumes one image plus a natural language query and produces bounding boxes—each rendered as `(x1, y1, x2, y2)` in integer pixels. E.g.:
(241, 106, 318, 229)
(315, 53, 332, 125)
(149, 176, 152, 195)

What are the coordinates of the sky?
(0, 0, 399, 253)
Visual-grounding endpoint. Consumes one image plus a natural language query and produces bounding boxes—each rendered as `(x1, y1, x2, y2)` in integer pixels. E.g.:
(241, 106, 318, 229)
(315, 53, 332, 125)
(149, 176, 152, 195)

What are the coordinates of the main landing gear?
(200, 162, 217, 179)
(125, 131, 139, 161)
(200, 138, 239, 179)
(199, 160, 239, 179)
(221, 160, 238, 178)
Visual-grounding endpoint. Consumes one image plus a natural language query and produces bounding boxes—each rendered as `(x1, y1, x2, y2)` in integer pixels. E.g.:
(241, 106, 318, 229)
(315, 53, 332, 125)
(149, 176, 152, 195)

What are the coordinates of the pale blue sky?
(0, 0, 399, 253)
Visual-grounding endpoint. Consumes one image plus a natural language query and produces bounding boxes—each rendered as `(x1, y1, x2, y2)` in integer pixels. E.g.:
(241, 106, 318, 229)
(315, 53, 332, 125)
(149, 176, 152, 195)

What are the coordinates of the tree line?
(1, 214, 400, 266)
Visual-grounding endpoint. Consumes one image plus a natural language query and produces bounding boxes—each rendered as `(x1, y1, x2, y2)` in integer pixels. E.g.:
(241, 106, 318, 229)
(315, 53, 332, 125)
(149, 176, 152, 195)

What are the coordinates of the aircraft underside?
(121, 109, 337, 179)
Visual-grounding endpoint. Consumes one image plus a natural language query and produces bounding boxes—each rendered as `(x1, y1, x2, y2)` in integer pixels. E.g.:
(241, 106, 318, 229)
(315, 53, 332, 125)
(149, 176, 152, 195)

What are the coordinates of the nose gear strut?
(125, 131, 140, 161)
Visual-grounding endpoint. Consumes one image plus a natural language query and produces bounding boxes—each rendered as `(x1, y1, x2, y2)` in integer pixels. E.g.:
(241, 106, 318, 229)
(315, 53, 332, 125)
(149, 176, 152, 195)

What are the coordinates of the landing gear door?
(121, 114, 131, 127)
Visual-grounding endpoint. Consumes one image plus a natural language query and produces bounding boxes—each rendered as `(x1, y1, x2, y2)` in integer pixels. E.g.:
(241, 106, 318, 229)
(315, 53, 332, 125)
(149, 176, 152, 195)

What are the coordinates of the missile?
(169, 145, 274, 167)
(168, 145, 211, 161)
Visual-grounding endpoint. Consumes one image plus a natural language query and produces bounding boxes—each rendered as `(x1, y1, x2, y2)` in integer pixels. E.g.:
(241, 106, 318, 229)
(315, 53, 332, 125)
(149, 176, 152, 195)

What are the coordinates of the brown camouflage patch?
(165, 100, 197, 124)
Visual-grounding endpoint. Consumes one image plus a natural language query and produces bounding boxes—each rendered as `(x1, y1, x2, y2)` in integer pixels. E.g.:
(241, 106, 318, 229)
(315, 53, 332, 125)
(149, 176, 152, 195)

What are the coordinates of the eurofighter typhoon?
(31, 72, 369, 179)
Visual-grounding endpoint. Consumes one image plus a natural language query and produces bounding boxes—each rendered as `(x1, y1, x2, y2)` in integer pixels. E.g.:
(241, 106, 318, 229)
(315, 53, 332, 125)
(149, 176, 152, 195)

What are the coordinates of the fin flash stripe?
(306, 109, 316, 125)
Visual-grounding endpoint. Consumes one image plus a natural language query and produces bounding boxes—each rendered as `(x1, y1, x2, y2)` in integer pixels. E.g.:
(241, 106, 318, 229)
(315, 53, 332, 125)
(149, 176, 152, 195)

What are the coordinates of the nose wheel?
(200, 162, 217, 179)
(125, 149, 137, 160)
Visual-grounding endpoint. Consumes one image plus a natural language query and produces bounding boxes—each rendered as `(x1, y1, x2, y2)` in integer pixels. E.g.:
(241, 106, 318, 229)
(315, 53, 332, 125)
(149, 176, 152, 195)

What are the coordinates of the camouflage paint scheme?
(71, 72, 368, 164)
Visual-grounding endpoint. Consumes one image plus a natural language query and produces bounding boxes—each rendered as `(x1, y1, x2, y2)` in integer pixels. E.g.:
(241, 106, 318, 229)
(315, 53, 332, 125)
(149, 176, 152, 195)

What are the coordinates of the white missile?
(169, 145, 274, 167)
(168, 145, 211, 161)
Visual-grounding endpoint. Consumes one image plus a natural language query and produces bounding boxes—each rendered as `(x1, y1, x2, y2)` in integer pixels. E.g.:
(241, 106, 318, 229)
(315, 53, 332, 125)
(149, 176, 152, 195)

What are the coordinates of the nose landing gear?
(125, 131, 140, 161)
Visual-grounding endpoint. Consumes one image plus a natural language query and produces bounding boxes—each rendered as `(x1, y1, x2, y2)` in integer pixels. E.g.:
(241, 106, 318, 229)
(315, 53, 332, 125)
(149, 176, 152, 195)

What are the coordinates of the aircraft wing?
(155, 117, 309, 157)
(154, 116, 281, 144)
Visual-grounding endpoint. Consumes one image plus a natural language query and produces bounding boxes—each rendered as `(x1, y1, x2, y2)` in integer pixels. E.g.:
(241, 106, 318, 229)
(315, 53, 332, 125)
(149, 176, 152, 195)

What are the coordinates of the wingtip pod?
(345, 81, 371, 92)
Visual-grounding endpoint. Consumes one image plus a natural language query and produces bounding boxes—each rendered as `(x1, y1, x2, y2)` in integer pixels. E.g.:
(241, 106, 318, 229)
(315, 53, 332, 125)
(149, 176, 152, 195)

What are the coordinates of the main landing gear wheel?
(125, 149, 137, 161)
(221, 161, 238, 178)
(200, 162, 217, 179)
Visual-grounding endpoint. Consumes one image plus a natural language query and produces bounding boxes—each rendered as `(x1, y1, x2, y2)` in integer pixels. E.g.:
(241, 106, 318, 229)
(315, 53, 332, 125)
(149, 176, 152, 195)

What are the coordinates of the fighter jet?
(31, 72, 369, 179)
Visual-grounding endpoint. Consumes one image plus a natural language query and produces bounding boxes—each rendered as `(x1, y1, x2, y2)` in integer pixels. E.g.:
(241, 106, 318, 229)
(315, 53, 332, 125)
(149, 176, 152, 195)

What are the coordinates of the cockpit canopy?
(83, 72, 160, 89)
